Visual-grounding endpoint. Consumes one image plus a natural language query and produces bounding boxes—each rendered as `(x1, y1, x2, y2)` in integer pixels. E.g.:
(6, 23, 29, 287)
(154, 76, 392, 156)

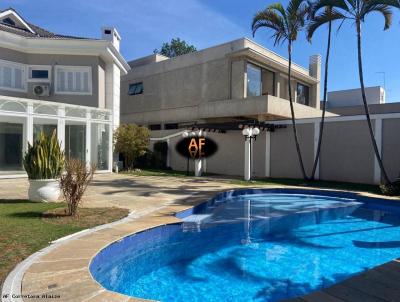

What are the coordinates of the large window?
(55, 66, 92, 95)
(0, 59, 26, 92)
(33, 123, 57, 141)
(0, 122, 23, 171)
(128, 82, 143, 95)
(297, 83, 310, 105)
(91, 123, 109, 170)
(247, 63, 275, 98)
(247, 63, 261, 97)
(65, 124, 86, 162)
(262, 69, 275, 96)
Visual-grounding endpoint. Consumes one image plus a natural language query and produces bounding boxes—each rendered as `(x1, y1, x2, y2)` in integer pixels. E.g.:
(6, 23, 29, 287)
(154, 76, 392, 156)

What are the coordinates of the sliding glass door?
(0, 122, 23, 171)
(65, 124, 86, 162)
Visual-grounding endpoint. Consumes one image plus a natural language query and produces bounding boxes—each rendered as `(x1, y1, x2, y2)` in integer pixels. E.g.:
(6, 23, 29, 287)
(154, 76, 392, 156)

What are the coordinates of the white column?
(86, 111, 91, 167)
(373, 118, 383, 184)
(194, 159, 202, 177)
(166, 138, 170, 167)
(275, 73, 281, 98)
(108, 123, 113, 172)
(265, 131, 271, 177)
(27, 102, 33, 146)
(57, 106, 65, 151)
(314, 122, 320, 179)
(244, 139, 251, 181)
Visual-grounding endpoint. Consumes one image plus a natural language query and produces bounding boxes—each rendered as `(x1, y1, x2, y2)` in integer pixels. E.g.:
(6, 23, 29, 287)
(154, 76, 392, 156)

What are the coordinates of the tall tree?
(252, 0, 310, 180)
(308, 0, 399, 184)
(307, 6, 344, 180)
(154, 38, 197, 58)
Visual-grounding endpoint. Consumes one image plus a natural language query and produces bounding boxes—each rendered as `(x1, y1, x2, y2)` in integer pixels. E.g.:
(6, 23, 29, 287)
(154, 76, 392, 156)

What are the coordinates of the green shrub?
(380, 177, 400, 196)
(23, 131, 64, 180)
(114, 124, 150, 170)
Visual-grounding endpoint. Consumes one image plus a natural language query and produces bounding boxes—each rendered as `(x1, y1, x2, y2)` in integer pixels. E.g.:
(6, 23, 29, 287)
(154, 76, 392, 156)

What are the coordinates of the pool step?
(181, 214, 212, 232)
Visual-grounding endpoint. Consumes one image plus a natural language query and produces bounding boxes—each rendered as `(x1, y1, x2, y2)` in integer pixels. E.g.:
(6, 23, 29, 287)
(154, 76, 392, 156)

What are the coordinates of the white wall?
(327, 86, 385, 108)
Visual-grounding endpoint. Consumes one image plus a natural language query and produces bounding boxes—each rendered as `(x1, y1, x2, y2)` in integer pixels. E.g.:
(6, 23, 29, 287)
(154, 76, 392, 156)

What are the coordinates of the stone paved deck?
(2, 174, 400, 302)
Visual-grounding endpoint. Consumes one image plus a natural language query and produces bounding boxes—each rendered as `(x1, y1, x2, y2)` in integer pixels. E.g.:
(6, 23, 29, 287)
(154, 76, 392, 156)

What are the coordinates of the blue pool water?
(90, 190, 400, 302)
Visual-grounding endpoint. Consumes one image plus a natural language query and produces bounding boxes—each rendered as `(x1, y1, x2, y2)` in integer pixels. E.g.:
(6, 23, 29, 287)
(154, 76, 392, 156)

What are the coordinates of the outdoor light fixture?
(242, 127, 260, 181)
(182, 129, 205, 177)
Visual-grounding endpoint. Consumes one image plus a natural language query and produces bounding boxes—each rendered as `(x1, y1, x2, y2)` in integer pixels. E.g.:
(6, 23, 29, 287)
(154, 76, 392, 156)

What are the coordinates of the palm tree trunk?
(310, 20, 332, 180)
(288, 41, 308, 180)
(356, 20, 391, 185)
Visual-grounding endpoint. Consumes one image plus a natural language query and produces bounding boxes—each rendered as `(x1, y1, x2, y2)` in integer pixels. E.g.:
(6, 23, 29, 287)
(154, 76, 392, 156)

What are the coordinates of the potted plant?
(23, 131, 65, 202)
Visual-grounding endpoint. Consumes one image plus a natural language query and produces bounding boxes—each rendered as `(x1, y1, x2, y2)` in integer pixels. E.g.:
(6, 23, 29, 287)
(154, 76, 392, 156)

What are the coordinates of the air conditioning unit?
(32, 84, 50, 97)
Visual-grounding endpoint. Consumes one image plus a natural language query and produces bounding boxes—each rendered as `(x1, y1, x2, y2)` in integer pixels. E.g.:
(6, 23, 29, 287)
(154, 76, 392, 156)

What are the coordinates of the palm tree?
(308, 0, 398, 185)
(252, 0, 309, 180)
(307, 6, 344, 180)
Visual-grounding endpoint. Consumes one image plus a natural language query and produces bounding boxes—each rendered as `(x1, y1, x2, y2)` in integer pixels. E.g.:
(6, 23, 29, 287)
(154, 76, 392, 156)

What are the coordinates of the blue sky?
(3, 0, 400, 102)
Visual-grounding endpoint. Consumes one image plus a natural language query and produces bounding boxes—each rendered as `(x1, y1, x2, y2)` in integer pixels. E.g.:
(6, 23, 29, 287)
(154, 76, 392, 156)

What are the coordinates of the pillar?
(244, 138, 251, 181)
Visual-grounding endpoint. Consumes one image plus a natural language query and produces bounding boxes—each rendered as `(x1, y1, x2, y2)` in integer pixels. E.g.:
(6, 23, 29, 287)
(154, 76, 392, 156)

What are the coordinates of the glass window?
(128, 82, 143, 95)
(33, 124, 57, 141)
(55, 66, 92, 95)
(246, 63, 261, 97)
(149, 124, 161, 131)
(164, 123, 178, 130)
(262, 69, 275, 96)
(91, 123, 110, 170)
(65, 124, 86, 162)
(0, 122, 23, 171)
(297, 83, 310, 105)
(31, 70, 48, 79)
(0, 59, 26, 92)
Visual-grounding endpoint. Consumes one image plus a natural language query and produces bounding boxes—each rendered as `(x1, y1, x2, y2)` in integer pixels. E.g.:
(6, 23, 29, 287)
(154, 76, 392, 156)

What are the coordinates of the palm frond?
(362, 3, 393, 29)
(251, 9, 287, 45)
(307, 8, 346, 41)
(312, 0, 349, 13)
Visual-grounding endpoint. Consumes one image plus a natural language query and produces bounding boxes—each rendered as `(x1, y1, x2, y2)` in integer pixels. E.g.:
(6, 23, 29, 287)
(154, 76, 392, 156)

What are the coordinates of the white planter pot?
(28, 179, 60, 202)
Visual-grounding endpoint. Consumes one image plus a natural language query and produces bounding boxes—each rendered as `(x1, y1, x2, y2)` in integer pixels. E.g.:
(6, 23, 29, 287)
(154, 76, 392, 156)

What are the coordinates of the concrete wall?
(270, 124, 314, 179)
(159, 115, 400, 185)
(320, 121, 375, 184)
(0, 46, 104, 108)
(382, 118, 400, 180)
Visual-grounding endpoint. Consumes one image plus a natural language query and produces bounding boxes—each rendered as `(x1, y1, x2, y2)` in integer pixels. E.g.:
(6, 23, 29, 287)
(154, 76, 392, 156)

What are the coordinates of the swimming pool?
(90, 189, 400, 302)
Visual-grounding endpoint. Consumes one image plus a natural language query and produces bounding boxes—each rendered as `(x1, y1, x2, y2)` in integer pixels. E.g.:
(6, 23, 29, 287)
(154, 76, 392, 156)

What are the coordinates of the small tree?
(60, 159, 95, 216)
(114, 124, 150, 170)
(154, 38, 197, 58)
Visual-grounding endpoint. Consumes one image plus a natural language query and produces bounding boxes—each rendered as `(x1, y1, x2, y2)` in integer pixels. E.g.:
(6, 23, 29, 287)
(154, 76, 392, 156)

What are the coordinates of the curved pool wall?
(90, 189, 400, 302)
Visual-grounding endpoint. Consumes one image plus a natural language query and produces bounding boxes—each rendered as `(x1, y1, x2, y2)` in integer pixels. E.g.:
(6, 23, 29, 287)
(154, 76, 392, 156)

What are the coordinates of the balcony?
(198, 95, 337, 121)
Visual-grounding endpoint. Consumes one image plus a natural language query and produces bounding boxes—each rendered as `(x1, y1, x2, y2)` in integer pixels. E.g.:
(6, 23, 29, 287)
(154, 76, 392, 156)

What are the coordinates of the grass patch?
(0, 200, 128, 287)
(127, 168, 382, 195)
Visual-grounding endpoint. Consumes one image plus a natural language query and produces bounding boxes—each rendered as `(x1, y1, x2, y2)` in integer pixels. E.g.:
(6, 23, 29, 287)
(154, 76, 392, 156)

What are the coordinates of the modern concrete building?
(327, 86, 385, 109)
(121, 38, 333, 129)
(121, 39, 400, 185)
(0, 8, 130, 177)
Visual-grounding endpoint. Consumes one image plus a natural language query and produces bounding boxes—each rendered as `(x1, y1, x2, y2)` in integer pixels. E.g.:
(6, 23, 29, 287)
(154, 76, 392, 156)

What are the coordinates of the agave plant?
(23, 130, 65, 180)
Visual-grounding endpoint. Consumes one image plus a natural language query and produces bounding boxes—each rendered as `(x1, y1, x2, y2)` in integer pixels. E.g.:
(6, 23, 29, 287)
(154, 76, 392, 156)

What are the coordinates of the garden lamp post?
(182, 130, 204, 177)
(242, 127, 260, 181)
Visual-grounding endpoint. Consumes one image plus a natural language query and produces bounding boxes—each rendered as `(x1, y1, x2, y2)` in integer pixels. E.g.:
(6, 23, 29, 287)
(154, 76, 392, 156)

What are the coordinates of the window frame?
(296, 82, 310, 106)
(0, 59, 27, 92)
(246, 63, 262, 98)
(128, 82, 143, 96)
(54, 65, 92, 96)
(28, 65, 51, 83)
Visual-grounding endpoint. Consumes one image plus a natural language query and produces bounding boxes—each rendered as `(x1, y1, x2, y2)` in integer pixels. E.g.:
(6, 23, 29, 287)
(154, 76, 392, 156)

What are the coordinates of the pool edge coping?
(3, 186, 400, 302)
